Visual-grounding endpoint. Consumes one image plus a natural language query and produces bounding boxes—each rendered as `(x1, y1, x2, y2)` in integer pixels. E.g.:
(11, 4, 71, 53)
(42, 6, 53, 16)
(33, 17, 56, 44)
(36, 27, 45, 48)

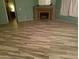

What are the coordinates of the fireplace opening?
(39, 12, 49, 20)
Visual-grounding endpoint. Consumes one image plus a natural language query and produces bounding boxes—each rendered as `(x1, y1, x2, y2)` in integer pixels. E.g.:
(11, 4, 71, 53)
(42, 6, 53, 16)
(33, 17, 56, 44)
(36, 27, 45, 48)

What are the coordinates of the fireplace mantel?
(33, 6, 55, 21)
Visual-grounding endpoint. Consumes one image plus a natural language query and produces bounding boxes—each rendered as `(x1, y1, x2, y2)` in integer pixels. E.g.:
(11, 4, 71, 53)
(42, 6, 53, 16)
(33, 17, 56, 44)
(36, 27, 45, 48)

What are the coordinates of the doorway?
(4, 0, 18, 28)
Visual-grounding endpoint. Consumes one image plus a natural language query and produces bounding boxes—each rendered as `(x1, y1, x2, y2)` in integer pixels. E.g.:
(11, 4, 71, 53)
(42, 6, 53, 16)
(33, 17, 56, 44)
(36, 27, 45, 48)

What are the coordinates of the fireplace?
(33, 6, 55, 21)
(39, 12, 49, 20)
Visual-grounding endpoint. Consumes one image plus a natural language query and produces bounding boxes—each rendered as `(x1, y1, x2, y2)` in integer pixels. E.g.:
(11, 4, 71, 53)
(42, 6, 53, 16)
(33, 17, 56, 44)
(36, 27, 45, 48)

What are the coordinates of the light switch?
(19, 8, 21, 11)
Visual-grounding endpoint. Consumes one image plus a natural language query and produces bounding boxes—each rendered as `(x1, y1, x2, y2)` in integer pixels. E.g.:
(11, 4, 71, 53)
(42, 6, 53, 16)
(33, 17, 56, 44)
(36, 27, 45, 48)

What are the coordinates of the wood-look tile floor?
(0, 20, 78, 59)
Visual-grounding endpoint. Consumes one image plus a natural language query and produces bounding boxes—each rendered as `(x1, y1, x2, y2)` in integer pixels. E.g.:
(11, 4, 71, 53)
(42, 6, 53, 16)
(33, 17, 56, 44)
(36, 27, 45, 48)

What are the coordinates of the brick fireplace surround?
(33, 6, 55, 21)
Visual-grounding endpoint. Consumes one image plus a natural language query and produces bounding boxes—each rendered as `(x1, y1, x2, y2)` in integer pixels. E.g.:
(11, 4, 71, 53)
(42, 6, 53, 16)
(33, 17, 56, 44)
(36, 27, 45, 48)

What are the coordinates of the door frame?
(3, 0, 18, 23)
(3, 0, 9, 23)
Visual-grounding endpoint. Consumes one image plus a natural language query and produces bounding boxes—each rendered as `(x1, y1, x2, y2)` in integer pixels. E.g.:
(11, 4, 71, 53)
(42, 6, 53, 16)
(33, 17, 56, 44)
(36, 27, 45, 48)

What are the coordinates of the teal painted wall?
(33, 0, 38, 5)
(15, 0, 35, 22)
(56, 0, 78, 24)
(0, 0, 8, 24)
(0, 0, 36, 24)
